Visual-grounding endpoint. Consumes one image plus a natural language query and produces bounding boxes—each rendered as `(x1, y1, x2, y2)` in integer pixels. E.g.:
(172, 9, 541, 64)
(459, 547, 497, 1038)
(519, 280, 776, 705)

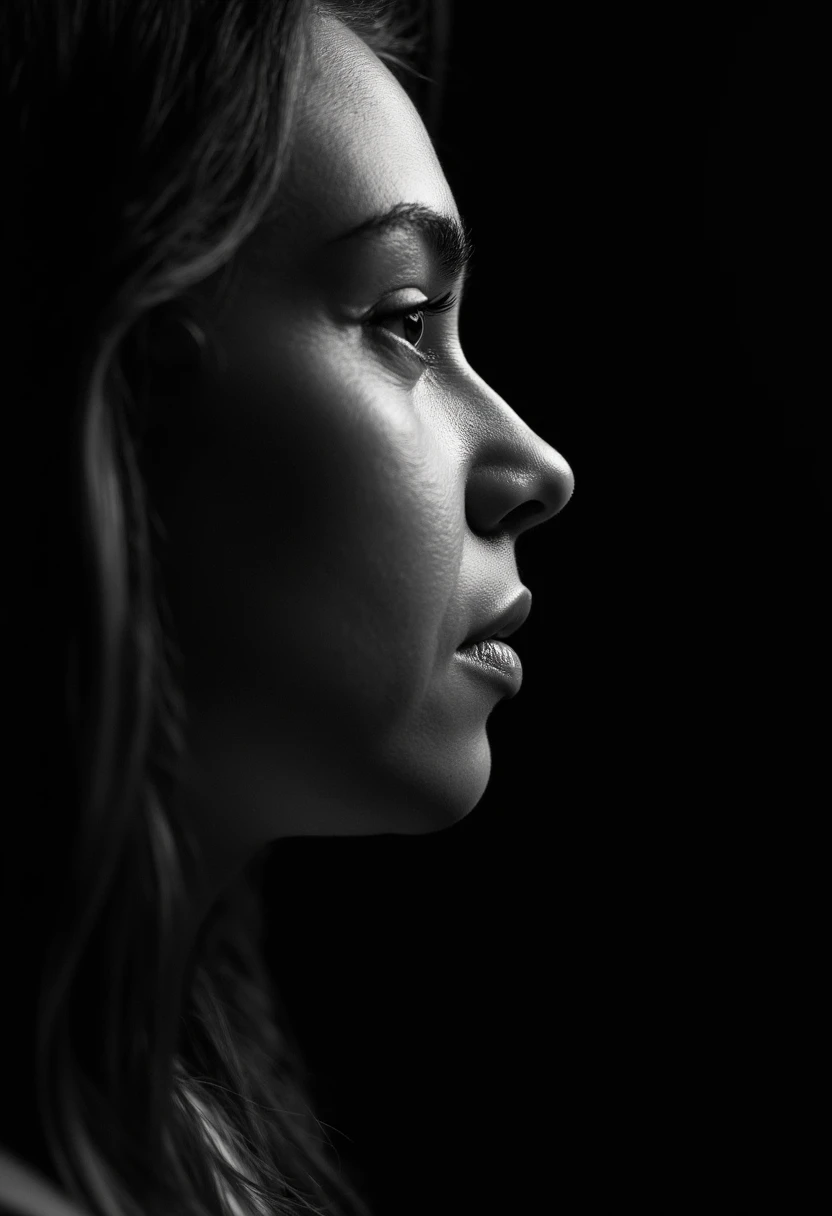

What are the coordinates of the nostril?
(505, 501, 546, 528)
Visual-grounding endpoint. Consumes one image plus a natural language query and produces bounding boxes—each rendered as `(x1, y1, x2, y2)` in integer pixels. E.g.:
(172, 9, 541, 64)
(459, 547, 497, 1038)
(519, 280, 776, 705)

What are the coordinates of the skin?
(156, 11, 575, 901)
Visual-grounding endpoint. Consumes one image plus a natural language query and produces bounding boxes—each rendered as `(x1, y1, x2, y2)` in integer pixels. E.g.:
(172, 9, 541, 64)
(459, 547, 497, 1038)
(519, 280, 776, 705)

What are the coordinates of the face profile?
(152, 11, 574, 878)
(1, 4, 577, 1215)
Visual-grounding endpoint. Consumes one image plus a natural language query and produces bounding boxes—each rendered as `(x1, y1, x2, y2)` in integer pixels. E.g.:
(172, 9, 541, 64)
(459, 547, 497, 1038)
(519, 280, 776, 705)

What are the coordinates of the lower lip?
(455, 639, 523, 695)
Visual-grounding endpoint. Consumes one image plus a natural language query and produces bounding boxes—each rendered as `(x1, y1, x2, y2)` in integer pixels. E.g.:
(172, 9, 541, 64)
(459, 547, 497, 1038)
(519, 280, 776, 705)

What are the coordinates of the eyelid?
(375, 326, 438, 369)
(366, 289, 454, 322)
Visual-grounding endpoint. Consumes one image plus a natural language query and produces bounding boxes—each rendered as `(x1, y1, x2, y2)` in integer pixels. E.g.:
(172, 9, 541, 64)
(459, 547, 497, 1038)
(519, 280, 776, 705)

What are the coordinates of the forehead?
(277, 12, 458, 243)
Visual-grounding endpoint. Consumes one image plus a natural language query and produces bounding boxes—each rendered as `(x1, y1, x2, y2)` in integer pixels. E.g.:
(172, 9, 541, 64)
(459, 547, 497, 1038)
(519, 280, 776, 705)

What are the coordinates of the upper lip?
(459, 588, 532, 648)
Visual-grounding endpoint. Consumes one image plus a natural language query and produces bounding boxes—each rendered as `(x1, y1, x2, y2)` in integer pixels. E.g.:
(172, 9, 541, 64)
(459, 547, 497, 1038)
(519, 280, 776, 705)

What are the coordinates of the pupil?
(403, 311, 424, 347)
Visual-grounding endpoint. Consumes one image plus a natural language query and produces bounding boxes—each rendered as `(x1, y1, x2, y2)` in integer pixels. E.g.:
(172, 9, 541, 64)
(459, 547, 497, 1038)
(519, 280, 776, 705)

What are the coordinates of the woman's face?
(158, 12, 574, 866)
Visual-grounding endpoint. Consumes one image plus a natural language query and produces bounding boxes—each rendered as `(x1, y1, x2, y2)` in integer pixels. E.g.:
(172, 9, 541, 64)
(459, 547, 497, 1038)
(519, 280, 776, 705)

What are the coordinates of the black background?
(260, 4, 825, 1211)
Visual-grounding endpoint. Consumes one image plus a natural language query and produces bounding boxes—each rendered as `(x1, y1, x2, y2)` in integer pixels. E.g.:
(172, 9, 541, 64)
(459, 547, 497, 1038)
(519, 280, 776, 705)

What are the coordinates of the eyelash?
(367, 290, 457, 366)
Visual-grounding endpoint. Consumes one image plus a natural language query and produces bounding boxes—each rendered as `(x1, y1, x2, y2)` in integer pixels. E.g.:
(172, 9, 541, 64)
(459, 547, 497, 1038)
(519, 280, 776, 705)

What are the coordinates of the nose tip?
(559, 463, 576, 513)
(536, 447, 575, 526)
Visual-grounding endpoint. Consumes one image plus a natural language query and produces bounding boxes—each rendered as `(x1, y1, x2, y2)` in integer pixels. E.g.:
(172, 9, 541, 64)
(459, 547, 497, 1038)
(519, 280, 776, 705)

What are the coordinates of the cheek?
(156, 328, 464, 726)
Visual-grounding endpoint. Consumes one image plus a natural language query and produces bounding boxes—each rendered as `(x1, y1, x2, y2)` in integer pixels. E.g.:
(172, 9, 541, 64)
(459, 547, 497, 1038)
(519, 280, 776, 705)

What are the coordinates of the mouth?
(456, 636, 523, 696)
(458, 588, 532, 651)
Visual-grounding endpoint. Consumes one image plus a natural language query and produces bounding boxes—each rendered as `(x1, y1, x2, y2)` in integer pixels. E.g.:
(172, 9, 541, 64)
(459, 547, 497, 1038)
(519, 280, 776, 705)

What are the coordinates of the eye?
(378, 308, 425, 349)
(369, 291, 456, 354)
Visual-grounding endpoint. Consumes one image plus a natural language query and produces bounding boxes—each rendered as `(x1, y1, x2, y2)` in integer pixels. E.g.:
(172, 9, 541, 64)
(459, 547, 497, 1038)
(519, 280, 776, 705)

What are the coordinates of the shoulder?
(0, 1148, 93, 1216)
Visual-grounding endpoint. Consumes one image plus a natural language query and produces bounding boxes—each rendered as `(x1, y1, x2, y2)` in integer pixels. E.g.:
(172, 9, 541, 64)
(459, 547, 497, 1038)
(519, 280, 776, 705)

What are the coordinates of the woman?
(0, 0, 574, 1212)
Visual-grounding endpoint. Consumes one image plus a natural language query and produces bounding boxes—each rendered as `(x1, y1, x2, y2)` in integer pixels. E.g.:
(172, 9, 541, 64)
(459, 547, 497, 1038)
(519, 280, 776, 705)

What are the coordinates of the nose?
(463, 372, 575, 540)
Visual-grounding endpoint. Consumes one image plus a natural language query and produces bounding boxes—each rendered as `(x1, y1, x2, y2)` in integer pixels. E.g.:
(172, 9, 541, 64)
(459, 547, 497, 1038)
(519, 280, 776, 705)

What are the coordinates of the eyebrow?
(327, 202, 475, 282)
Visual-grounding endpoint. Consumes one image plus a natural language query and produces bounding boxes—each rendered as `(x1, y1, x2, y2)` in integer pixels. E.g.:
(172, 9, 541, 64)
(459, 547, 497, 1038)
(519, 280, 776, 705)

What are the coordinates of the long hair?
(0, 2, 449, 1213)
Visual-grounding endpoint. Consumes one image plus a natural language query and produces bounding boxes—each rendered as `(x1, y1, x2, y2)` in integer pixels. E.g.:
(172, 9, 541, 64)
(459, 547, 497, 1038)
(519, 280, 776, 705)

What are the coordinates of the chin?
(372, 731, 493, 836)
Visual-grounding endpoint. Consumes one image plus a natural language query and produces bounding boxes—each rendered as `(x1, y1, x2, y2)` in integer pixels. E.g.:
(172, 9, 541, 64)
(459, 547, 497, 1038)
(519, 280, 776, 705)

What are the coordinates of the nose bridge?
(459, 360, 575, 533)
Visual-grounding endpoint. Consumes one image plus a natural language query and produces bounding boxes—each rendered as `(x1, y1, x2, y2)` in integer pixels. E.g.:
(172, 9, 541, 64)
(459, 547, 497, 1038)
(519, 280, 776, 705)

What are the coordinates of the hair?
(0, 2, 450, 1214)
